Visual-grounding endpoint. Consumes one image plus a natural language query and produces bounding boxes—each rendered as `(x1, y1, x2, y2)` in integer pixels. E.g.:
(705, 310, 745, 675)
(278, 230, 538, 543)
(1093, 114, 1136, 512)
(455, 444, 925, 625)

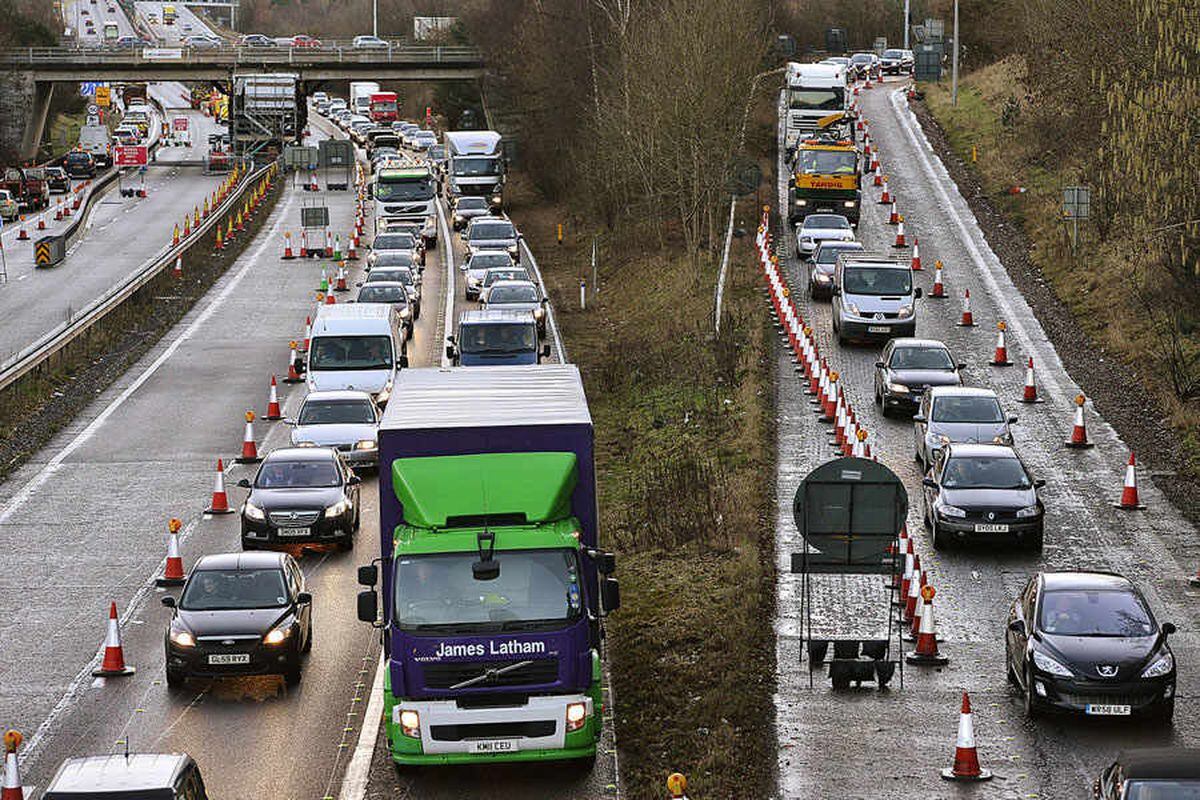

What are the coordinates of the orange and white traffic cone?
(205, 458, 234, 514)
(1065, 394, 1095, 449)
(298, 230, 309, 258)
(309, 170, 319, 192)
(266, 375, 283, 420)
(323, 231, 333, 258)
(335, 266, 349, 292)
(36, 212, 46, 231)
(887, 198, 898, 221)
(903, 566, 923, 624)
(16, 217, 28, 241)
(1020, 357, 1042, 403)
(930, 260, 947, 298)
(284, 341, 305, 383)
(282, 231, 296, 260)
(907, 585, 950, 666)
(957, 289, 976, 327)
(879, 179, 892, 205)
(172, 256, 183, 279)
(92, 602, 135, 677)
(2, 729, 25, 800)
(324, 289, 337, 305)
(900, 553, 921, 608)
(892, 221, 907, 248)
(873, 164, 883, 187)
(941, 692, 991, 781)
(851, 427, 868, 458)
(300, 318, 311, 353)
(910, 237, 922, 271)
(236, 410, 262, 464)
(346, 237, 359, 261)
(157, 518, 187, 587)
(1114, 453, 1146, 510)
(990, 321, 1012, 366)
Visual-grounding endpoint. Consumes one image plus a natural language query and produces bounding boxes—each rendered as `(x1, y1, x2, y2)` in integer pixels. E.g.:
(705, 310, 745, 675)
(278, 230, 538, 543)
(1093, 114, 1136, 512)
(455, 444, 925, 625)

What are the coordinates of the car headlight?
(325, 498, 352, 518)
(263, 625, 292, 646)
(814, 273, 832, 283)
(534, 307, 546, 320)
(1141, 651, 1174, 678)
(936, 502, 967, 519)
(1015, 504, 1040, 519)
(507, 243, 519, 255)
(800, 236, 813, 243)
(397, 708, 420, 737)
(453, 213, 463, 223)
(400, 306, 411, 320)
(170, 629, 196, 648)
(897, 304, 914, 319)
(565, 701, 588, 732)
(243, 501, 265, 521)
(887, 382, 909, 394)
(377, 381, 393, 403)
(490, 194, 502, 205)
(355, 439, 377, 451)
(467, 274, 481, 287)
(1032, 649, 1074, 677)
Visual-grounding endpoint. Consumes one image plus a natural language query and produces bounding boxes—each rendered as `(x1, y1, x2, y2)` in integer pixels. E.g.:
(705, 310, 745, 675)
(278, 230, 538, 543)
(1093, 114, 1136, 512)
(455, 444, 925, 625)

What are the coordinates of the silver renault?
(288, 390, 381, 469)
(832, 253, 922, 344)
(913, 386, 1017, 471)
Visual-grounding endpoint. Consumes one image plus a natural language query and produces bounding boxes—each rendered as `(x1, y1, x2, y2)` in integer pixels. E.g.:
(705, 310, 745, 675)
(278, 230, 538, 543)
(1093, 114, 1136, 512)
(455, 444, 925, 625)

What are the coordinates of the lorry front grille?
(429, 721, 556, 742)
(422, 659, 559, 690)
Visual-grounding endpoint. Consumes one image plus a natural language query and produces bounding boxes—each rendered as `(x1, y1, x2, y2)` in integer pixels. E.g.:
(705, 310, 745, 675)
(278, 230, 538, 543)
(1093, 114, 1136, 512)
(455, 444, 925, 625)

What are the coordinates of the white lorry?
(349, 81, 381, 118)
(442, 130, 505, 209)
(784, 62, 849, 153)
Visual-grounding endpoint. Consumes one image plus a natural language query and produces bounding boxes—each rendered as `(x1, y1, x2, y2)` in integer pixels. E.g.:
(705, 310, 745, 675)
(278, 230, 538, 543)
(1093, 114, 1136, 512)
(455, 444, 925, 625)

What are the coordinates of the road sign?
(79, 81, 98, 97)
(173, 117, 189, 131)
(95, 86, 111, 107)
(87, 103, 99, 116)
(301, 206, 330, 228)
(1062, 186, 1091, 220)
(113, 145, 149, 167)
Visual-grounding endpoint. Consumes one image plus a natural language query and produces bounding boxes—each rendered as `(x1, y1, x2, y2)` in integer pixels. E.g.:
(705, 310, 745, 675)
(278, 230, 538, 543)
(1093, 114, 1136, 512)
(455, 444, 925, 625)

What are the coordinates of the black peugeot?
(1006, 571, 1177, 723)
(239, 446, 361, 551)
(874, 337, 963, 416)
(162, 551, 313, 687)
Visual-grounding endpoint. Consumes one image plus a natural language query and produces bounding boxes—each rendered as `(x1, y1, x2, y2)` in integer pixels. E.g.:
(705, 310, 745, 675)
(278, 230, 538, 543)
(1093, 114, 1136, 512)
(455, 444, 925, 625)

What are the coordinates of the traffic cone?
(900, 553, 921, 607)
(863, 135, 872, 157)
(156, 518, 187, 587)
(346, 237, 359, 261)
(821, 373, 839, 421)
(16, 217, 28, 241)
(930, 261, 947, 298)
(2, 729, 25, 800)
(309, 170, 319, 192)
(879, 179, 892, 205)
(941, 692, 992, 781)
(284, 341, 304, 383)
(324, 230, 333, 258)
(205, 459, 235, 514)
(335, 266, 348, 292)
(332, 234, 342, 262)
(990, 321, 1012, 365)
(910, 237, 922, 270)
(324, 290, 337, 305)
(873, 164, 883, 187)
(183, 216, 191, 237)
(172, 255, 183, 278)
(37, 212, 46, 231)
(236, 410, 262, 464)
(1114, 453, 1146, 510)
(1065, 394, 1095, 448)
(892, 221, 907, 248)
(300, 317, 312, 352)
(888, 199, 899, 222)
(54, 201, 63, 221)
(903, 565, 923, 624)
(172, 223, 180, 247)
(907, 585, 950, 666)
(266, 375, 283, 420)
(298, 230, 309, 258)
(1020, 357, 1042, 403)
(957, 289, 976, 326)
(92, 602, 135, 677)
(282, 231, 296, 260)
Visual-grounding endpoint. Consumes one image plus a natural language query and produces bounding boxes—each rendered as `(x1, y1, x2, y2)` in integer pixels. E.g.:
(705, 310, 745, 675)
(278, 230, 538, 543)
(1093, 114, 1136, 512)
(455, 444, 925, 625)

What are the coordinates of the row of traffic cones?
(281, 229, 358, 261)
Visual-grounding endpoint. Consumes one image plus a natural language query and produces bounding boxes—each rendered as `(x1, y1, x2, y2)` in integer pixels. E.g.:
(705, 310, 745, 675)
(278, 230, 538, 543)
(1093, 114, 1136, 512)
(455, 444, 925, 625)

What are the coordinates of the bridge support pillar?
(19, 80, 55, 162)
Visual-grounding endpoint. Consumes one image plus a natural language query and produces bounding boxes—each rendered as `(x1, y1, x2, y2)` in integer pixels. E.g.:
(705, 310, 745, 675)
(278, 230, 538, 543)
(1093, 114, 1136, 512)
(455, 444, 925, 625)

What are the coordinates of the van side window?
(177, 767, 207, 800)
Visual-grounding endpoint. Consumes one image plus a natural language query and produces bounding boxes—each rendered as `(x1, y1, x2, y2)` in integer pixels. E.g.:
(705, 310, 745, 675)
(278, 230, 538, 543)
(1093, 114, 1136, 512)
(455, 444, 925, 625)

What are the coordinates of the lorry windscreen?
(395, 549, 582, 631)
(309, 335, 393, 370)
(376, 178, 434, 202)
(459, 322, 536, 354)
(452, 156, 502, 177)
(788, 88, 844, 110)
(798, 150, 856, 174)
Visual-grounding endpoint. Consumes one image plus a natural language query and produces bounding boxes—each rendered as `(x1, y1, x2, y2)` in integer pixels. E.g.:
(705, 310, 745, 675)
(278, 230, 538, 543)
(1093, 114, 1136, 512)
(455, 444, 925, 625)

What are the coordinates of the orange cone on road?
(910, 237, 922, 271)
(930, 260, 947, 298)
(324, 230, 333, 258)
(205, 459, 235, 514)
(298, 229, 309, 258)
(1114, 453, 1146, 510)
(324, 290, 337, 305)
(16, 217, 28, 241)
(282, 231, 296, 260)
(1020, 357, 1042, 403)
(92, 602, 135, 677)
(36, 212, 46, 231)
(335, 266, 348, 292)
(284, 341, 304, 384)
(157, 518, 187, 587)
(236, 410, 262, 464)
(892, 221, 907, 248)
(887, 198, 898, 221)
(2, 729, 25, 800)
(907, 585, 950, 666)
(941, 692, 992, 781)
(879, 179, 892, 205)
(904, 566, 923, 624)
(172, 255, 183, 279)
(990, 321, 1012, 366)
(958, 289, 976, 327)
(873, 164, 883, 187)
(300, 318, 312, 353)
(1066, 394, 1095, 448)
(266, 375, 283, 420)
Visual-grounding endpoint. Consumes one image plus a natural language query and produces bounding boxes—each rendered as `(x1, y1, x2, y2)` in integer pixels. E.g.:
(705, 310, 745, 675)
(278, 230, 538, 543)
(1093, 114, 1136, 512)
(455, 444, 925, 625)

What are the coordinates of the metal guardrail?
(0, 158, 273, 394)
(0, 45, 482, 68)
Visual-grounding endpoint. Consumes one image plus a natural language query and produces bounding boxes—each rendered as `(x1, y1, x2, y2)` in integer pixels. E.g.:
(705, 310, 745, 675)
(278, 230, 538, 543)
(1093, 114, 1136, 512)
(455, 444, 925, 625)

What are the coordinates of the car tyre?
(303, 621, 313, 653)
(284, 665, 302, 687)
(166, 667, 186, 689)
(1023, 666, 1041, 718)
(931, 516, 948, 550)
(1155, 697, 1175, 725)
(1025, 526, 1044, 553)
(1005, 643, 1019, 686)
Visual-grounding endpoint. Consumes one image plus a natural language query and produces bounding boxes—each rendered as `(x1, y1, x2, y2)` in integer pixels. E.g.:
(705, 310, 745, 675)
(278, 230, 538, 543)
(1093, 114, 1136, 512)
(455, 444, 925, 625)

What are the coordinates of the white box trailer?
(785, 63, 849, 152)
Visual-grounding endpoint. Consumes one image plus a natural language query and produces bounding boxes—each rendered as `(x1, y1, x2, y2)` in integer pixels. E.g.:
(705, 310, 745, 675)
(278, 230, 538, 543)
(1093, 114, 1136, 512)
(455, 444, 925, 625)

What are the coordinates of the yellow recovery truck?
(788, 112, 862, 225)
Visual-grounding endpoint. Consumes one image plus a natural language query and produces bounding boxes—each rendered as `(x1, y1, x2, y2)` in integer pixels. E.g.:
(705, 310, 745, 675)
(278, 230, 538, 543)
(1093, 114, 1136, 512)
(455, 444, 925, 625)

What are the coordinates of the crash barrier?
(0, 159, 278, 395)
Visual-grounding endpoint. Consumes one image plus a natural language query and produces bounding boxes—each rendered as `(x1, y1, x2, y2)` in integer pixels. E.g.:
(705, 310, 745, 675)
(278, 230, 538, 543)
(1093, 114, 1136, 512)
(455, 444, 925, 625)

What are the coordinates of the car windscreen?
(932, 396, 1004, 423)
(467, 253, 512, 271)
(309, 335, 393, 371)
(459, 322, 537, 354)
(367, 269, 413, 285)
(469, 222, 516, 240)
(181, 568, 288, 611)
(357, 285, 409, 305)
(452, 155, 502, 177)
(842, 267, 911, 296)
(851, 54, 872, 64)
(798, 150, 857, 174)
(941, 456, 1031, 490)
(1038, 589, 1154, 637)
(298, 399, 375, 425)
(456, 197, 488, 210)
(484, 269, 529, 286)
(891, 347, 954, 370)
(373, 233, 416, 250)
(816, 245, 861, 265)
(374, 179, 433, 202)
(371, 251, 414, 268)
(883, 49, 904, 58)
(804, 214, 851, 230)
(394, 549, 582, 632)
(255, 458, 341, 488)
(788, 88, 844, 110)
(487, 285, 538, 304)
(1125, 781, 1200, 799)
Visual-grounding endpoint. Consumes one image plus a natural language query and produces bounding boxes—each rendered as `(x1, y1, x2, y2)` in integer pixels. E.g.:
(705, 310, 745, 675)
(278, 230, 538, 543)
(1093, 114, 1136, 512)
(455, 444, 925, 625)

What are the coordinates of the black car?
(1007, 572, 1176, 723)
(1095, 748, 1200, 798)
(44, 166, 71, 193)
(922, 443, 1045, 550)
(162, 551, 313, 687)
(64, 151, 96, 179)
(238, 447, 361, 551)
(874, 338, 963, 415)
(809, 240, 863, 299)
(43, 753, 209, 799)
(240, 33, 276, 48)
(880, 48, 914, 75)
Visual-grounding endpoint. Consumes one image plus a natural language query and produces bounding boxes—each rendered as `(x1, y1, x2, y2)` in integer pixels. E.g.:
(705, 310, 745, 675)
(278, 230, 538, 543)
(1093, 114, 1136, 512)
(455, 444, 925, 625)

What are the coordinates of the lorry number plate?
(974, 523, 1009, 533)
(469, 739, 518, 753)
(208, 653, 251, 665)
(1086, 704, 1131, 716)
(278, 527, 311, 537)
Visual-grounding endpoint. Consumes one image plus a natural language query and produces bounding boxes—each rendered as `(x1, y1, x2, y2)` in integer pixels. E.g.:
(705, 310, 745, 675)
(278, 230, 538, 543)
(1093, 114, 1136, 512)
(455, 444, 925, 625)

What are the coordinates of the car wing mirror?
(348, 474, 362, 486)
(1034, 478, 1046, 488)
(921, 477, 936, 488)
(1008, 416, 1019, 424)
(161, 596, 177, 608)
(912, 414, 926, 423)
(913, 287, 923, 298)
(296, 591, 312, 605)
(874, 360, 885, 369)
(1162, 621, 1177, 636)
(1007, 618, 1025, 634)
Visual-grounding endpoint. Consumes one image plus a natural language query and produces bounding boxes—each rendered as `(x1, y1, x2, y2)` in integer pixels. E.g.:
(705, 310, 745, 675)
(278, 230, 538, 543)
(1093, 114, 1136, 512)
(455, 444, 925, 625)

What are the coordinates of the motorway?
(773, 78, 1200, 797)
(63, 0, 138, 45)
(133, 2, 227, 45)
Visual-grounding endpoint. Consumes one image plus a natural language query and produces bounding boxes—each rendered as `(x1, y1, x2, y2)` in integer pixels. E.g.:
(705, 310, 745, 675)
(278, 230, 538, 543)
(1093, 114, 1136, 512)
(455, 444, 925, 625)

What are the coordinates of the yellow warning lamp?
(666, 773, 687, 798)
(168, 518, 182, 533)
(245, 410, 256, 423)
(4, 729, 22, 752)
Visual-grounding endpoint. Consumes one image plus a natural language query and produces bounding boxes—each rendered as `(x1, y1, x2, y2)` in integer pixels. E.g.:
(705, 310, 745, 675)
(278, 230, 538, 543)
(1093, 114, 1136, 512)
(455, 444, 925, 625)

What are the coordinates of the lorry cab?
(42, 753, 207, 799)
(447, 310, 549, 366)
(373, 165, 437, 248)
(831, 253, 921, 344)
(443, 130, 505, 209)
(307, 303, 408, 405)
(789, 126, 861, 224)
(785, 63, 848, 153)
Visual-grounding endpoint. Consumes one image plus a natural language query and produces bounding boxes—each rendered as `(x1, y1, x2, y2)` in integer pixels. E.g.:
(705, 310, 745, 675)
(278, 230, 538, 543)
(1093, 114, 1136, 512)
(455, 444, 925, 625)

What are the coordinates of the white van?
(306, 304, 408, 405)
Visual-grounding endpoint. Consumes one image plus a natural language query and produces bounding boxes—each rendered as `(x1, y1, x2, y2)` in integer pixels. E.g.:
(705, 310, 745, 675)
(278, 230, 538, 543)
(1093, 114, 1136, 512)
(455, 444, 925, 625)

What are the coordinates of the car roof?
(890, 338, 949, 349)
(301, 389, 373, 403)
(928, 386, 997, 398)
(194, 551, 288, 572)
(46, 753, 192, 792)
(944, 443, 1018, 459)
(487, 279, 537, 290)
(1040, 571, 1134, 592)
(262, 445, 339, 462)
(1115, 749, 1200, 778)
(359, 281, 408, 291)
(460, 309, 536, 325)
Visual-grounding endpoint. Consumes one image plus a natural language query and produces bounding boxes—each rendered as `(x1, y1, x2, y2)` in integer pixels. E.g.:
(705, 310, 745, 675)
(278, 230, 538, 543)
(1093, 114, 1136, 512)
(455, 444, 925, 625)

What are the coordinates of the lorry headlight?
(243, 501, 265, 521)
(843, 201, 857, 208)
(170, 629, 196, 648)
(565, 702, 588, 732)
(398, 709, 420, 737)
(795, 199, 808, 207)
(355, 439, 377, 451)
(325, 498, 352, 518)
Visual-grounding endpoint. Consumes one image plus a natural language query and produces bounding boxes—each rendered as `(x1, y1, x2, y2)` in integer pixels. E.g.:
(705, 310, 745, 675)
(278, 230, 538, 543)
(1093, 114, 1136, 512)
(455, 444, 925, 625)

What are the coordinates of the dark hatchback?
(1095, 748, 1200, 798)
(65, 150, 97, 179)
(44, 166, 71, 193)
(922, 443, 1045, 550)
(1007, 572, 1177, 723)
(874, 338, 963, 415)
(162, 551, 313, 687)
(239, 447, 361, 551)
(43, 753, 208, 799)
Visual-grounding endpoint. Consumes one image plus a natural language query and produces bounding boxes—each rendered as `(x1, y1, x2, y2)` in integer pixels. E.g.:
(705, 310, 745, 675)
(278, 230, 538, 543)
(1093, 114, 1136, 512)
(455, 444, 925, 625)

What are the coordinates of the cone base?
(1018, 397, 1045, 404)
(156, 576, 186, 587)
(93, 665, 136, 677)
(903, 630, 945, 643)
(283, 377, 304, 385)
(1064, 440, 1095, 449)
(941, 768, 992, 782)
(906, 652, 949, 666)
(282, 254, 296, 260)
(990, 360, 1013, 367)
(1113, 502, 1146, 510)
(957, 321, 977, 327)
(929, 292, 947, 299)
(265, 413, 283, 421)
(205, 506, 236, 515)
(235, 456, 263, 464)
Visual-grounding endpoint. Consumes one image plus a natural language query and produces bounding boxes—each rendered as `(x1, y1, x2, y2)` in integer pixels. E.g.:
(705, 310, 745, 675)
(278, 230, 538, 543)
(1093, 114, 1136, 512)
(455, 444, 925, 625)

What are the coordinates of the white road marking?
(436, 200, 455, 368)
(337, 655, 386, 800)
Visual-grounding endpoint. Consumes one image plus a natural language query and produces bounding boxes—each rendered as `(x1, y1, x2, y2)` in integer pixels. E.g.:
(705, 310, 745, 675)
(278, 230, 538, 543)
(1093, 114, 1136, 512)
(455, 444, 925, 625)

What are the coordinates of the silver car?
(481, 279, 547, 336)
(914, 386, 1017, 471)
(796, 213, 855, 257)
(462, 250, 515, 300)
(288, 390, 380, 469)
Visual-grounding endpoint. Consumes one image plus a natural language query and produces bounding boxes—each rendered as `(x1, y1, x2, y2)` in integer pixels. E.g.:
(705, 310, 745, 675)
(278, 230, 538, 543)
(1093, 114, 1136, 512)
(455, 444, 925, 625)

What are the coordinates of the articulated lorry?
(443, 130, 505, 209)
(357, 365, 620, 766)
(784, 62, 849, 154)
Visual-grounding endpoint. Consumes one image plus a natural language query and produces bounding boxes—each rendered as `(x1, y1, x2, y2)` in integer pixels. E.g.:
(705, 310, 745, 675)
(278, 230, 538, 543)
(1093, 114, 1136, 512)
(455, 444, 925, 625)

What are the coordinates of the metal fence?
(0, 44, 482, 68)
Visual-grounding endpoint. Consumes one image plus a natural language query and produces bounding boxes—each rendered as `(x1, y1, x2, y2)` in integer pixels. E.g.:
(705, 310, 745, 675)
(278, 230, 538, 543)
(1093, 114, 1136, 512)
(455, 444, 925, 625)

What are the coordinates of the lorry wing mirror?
(601, 577, 621, 614)
(914, 287, 923, 298)
(398, 354, 409, 368)
(597, 551, 617, 575)
(356, 589, 379, 624)
(357, 564, 378, 587)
